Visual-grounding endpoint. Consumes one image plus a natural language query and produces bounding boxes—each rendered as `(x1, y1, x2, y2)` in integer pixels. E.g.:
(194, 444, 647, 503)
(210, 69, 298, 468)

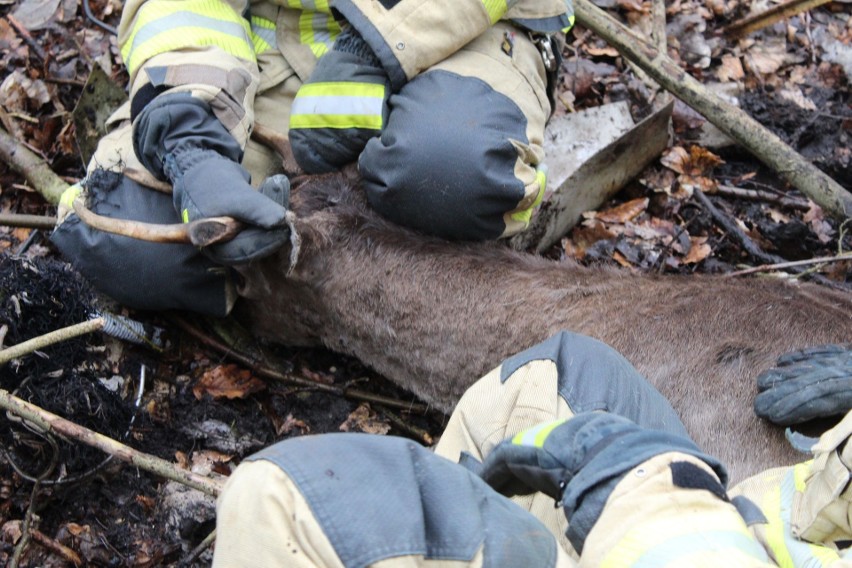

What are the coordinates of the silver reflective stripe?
(310, 12, 333, 46)
(291, 95, 383, 118)
(127, 12, 252, 61)
(778, 469, 837, 568)
(251, 24, 277, 49)
(630, 530, 770, 567)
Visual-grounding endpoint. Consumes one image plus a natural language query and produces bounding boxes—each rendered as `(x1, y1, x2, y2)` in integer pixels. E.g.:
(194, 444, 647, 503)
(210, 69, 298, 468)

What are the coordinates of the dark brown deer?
(235, 171, 852, 483)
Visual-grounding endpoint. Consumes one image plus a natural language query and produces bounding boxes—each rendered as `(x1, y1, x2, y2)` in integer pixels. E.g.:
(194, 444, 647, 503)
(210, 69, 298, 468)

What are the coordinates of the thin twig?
(714, 185, 811, 211)
(172, 317, 429, 414)
(9, 484, 42, 568)
(0, 389, 224, 496)
(723, 0, 832, 38)
(31, 529, 83, 566)
(180, 529, 217, 567)
(0, 212, 58, 230)
(573, 0, 852, 220)
(0, 318, 105, 366)
(694, 189, 784, 262)
(375, 404, 434, 446)
(0, 126, 68, 205)
(725, 253, 852, 277)
(7, 14, 46, 61)
(695, 190, 846, 288)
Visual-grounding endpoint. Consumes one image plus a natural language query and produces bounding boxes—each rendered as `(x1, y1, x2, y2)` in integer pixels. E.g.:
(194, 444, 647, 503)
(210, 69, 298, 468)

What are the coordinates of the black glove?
(163, 144, 291, 264)
(134, 93, 291, 265)
(754, 344, 852, 426)
(289, 26, 391, 173)
(479, 412, 725, 553)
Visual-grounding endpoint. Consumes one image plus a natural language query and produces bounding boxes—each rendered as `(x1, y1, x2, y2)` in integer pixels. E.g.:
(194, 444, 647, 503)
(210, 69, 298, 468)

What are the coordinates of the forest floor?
(0, 0, 850, 565)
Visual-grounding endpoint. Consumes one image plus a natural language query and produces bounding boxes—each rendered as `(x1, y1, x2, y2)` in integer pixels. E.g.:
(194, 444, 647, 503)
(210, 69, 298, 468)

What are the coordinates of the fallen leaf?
(612, 250, 633, 267)
(716, 54, 745, 82)
(778, 87, 817, 110)
(10, 0, 60, 30)
(594, 198, 649, 224)
(275, 413, 310, 436)
(661, 146, 690, 174)
(683, 236, 712, 263)
(0, 70, 51, 112)
(135, 495, 156, 512)
(190, 449, 232, 475)
(339, 403, 391, 435)
(744, 44, 787, 75)
(571, 220, 617, 253)
(585, 44, 620, 57)
(175, 451, 189, 470)
(193, 364, 266, 400)
(1, 520, 22, 544)
(617, 0, 648, 13)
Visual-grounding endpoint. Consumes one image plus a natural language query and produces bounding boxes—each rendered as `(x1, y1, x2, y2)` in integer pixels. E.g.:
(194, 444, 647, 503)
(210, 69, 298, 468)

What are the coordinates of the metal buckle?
(532, 34, 557, 72)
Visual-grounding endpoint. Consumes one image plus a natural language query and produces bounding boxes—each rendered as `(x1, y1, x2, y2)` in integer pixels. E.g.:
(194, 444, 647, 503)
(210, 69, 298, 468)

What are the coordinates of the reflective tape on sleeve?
(290, 82, 385, 130)
(250, 16, 277, 53)
(482, 0, 509, 24)
(121, 0, 255, 75)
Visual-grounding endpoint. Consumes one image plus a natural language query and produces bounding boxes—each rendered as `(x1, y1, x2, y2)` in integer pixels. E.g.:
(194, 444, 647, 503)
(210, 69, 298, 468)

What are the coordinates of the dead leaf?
(744, 44, 787, 75)
(190, 449, 232, 475)
(612, 250, 633, 267)
(641, 168, 678, 194)
(175, 451, 189, 470)
(595, 198, 649, 224)
(716, 54, 745, 82)
(585, 44, 620, 57)
(275, 413, 310, 436)
(193, 364, 266, 400)
(135, 495, 156, 513)
(778, 87, 817, 110)
(339, 403, 391, 435)
(12, 227, 31, 243)
(683, 236, 712, 263)
(1, 520, 22, 544)
(617, 0, 648, 13)
(10, 0, 60, 30)
(571, 220, 617, 253)
(661, 146, 690, 174)
(0, 70, 50, 112)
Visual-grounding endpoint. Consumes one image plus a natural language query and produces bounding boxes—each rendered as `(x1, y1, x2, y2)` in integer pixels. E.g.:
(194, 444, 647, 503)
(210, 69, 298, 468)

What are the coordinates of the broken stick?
(0, 127, 67, 206)
(573, 0, 852, 221)
(0, 389, 224, 496)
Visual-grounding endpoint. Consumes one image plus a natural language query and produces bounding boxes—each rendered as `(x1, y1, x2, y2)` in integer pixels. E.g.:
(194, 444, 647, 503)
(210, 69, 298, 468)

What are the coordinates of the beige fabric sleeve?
(582, 452, 776, 568)
(435, 359, 576, 554)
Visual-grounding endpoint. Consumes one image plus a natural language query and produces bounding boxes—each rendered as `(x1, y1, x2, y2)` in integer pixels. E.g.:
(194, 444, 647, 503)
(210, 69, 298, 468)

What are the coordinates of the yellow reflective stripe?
(297, 82, 385, 99)
(511, 166, 547, 224)
(600, 513, 766, 568)
(511, 419, 566, 448)
(289, 113, 382, 130)
(297, 10, 340, 59)
(763, 467, 839, 568)
(793, 460, 810, 492)
(182, 209, 190, 223)
(121, 0, 254, 74)
(482, 0, 508, 24)
(60, 184, 83, 210)
(250, 15, 276, 53)
(562, 14, 576, 32)
(282, 0, 331, 13)
(291, 81, 385, 129)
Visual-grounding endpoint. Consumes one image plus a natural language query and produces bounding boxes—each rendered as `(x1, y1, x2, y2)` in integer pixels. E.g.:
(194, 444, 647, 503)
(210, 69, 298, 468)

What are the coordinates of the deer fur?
(236, 172, 852, 482)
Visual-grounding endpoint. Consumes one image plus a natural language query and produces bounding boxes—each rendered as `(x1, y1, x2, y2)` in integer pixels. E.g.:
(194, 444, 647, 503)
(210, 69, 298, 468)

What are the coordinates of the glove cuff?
(334, 26, 382, 68)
